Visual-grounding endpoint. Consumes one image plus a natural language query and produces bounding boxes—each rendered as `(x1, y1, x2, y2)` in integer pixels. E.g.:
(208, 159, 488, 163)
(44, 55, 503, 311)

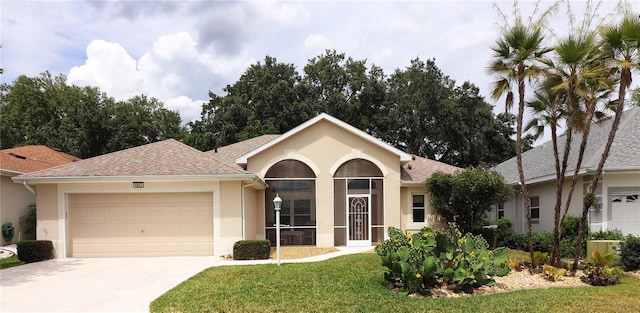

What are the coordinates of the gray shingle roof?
(15, 139, 249, 180)
(494, 106, 640, 184)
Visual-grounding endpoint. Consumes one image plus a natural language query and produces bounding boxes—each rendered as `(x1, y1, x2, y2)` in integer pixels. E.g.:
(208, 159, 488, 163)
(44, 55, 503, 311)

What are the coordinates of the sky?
(2, 0, 638, 135)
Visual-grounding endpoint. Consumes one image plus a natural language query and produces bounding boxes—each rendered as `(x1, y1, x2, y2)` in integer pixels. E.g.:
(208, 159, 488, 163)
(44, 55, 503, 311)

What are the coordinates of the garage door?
(610, 194, 640, 236)
(68, 192, 213, 257)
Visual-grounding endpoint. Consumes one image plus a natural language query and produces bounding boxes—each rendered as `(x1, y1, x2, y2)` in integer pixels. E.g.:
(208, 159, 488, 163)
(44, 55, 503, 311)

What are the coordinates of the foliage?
(581, 251, 623, 286)
(16, 240, 54, 263)
(0, 72, 184, 158)
(19, 203, 36, 236)
(495, 218, 514, 247)
(588, 229, 624, 241)
(510, 231, 581, 259)
(425, 168, 513, 234)
(232, 240, 270, 260)
(533, 251, 549, 266)
(561, 215, 588, 241)
(619, 235, 640, 271)
(542, 264, 566, 282)
(375, 224, 510, 295)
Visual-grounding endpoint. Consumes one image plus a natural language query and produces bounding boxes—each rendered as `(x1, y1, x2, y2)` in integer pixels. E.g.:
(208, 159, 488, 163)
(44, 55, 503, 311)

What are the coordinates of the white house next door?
(347, 195, 371, 246)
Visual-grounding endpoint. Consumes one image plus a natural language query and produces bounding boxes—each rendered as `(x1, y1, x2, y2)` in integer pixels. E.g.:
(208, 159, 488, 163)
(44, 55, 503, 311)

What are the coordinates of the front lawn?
(151, 253, 640, 313)
(0, 255, 23, 269)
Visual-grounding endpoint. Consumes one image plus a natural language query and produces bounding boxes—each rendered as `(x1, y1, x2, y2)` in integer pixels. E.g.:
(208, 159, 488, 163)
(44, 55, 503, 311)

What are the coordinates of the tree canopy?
(0, 72, 184, 158)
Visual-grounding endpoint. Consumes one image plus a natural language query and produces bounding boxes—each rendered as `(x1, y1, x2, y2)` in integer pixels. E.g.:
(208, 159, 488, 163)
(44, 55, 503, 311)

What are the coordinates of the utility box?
(586, 240, 621, 262)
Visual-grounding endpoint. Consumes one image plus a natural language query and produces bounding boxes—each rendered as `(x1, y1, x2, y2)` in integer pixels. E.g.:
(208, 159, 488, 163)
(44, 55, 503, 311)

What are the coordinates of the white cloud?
(67, 33, 252, 123)
(304, 34, 332, 50)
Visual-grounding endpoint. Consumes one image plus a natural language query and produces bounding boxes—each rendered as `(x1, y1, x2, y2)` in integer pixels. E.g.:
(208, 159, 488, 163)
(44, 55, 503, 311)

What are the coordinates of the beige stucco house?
(1, 145, 79, 244)
(494, 107, 640, 236)
(13, 113, 458, 258)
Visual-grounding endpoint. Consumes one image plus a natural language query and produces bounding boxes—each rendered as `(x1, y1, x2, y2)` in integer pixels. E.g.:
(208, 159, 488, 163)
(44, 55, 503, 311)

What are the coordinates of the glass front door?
(347, 195, 370, 246)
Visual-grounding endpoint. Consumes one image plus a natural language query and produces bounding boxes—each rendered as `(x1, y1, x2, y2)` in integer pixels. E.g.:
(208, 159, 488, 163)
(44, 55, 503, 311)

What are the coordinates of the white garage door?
(68, 192, 213, 257)
(610, 194, 640, 236)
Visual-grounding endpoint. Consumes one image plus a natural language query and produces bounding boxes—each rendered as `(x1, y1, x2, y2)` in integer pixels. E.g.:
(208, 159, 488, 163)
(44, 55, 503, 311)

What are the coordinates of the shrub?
(495, 218, 514, 248)
(531, 232, 553, 253)
(588, 229, 624, 241)
(561, 215, 588, 241)
(233, 240, 270, 260)
(376, 224, 510, 295)
(619, 235, 640, 271)
(533, 251, 548, 266)
(16, 240, 54, 263)
(509, 233, 528, 250)
(581, 251, 623, 286)
(542, 264, 566, 282)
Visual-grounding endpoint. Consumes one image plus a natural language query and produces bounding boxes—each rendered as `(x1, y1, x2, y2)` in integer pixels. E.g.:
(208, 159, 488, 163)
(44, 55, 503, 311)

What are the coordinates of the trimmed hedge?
(16, 240, 54, 263)
(233, 240, 270, 260)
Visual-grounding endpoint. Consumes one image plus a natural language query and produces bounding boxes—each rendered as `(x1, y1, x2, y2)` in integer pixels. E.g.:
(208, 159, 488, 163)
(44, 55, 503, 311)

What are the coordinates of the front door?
(347, 195, 370, 246)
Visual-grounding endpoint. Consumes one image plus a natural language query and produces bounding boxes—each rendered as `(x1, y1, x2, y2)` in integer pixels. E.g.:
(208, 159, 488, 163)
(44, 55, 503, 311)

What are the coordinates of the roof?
(1, 145, 80, 175)
(206, 134, 280, 167)
(494, 106, 640, 185)
(14, 139, 255, 183)
(236, 113, 413, 164)
(401, 155, 459, 185)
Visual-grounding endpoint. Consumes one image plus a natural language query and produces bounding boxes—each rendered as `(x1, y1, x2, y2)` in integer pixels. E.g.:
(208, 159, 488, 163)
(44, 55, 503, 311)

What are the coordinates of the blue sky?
(2, 1, 637, 135)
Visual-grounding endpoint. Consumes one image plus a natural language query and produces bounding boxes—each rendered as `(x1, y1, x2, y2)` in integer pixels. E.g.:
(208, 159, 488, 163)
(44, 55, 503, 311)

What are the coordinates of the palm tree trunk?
(571, 74, 629, 274)
(516, 67, 535, 268)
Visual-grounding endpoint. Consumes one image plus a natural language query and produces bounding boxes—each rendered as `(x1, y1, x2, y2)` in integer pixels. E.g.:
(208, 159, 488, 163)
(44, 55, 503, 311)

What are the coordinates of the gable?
(237, 113, 411, 165)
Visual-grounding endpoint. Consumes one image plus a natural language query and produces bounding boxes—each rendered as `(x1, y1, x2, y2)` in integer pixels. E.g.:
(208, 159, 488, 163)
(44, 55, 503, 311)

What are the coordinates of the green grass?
(0, 255, 23, 269)
(151, 253, 640, 313)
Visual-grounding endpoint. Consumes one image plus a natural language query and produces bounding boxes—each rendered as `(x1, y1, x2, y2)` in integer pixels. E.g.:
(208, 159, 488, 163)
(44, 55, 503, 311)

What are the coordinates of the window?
(497, 203, 505, 219)
(530, 196, 540, 222)
(412, 195, 425, 223)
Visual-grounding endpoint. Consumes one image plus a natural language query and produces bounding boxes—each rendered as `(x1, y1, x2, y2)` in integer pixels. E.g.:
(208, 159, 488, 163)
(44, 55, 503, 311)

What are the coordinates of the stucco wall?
(1, 176, 36, 243)
(35, 184, 59, 255)
(246, 120, 403, 246)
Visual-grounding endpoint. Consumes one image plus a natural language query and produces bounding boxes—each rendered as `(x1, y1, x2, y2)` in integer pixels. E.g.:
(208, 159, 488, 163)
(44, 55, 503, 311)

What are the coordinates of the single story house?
(494, 106, 640, 236)
(1, 145, 80, 244)
(13, 113, 458, 258)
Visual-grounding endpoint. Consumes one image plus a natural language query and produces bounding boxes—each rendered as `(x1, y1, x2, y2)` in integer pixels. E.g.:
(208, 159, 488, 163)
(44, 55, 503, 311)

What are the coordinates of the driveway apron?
(0, 256, 220, 313)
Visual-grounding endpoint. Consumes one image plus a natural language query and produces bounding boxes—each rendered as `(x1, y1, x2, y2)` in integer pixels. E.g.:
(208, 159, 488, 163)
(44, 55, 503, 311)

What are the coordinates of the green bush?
(531, 232, 553, 253)
(233, 240, 270, 260)
(588, 229, 624, 241)
(619, 235, 640, 271)
(561, 215, 588, 241)
(376, 224, 510, 295)
(495, 218, 514, 248)
(509, 233, 528, 250)
(16, 240, 54, 263)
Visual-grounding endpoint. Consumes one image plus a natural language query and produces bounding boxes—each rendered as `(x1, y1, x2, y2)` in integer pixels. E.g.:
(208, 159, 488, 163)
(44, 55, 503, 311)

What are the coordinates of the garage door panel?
(69, 192, 214, 257)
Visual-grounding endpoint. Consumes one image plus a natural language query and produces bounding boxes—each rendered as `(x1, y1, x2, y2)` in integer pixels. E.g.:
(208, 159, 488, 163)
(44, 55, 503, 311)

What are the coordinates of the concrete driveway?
(0, 256, 220, 313)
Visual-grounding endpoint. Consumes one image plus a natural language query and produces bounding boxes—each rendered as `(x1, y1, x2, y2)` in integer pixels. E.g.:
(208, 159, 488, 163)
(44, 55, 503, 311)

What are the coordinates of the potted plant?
(2, 222, 15, 244)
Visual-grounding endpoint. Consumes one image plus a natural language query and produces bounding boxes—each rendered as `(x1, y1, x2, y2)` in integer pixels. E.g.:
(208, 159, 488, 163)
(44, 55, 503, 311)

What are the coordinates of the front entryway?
(347, 195, 371, 246)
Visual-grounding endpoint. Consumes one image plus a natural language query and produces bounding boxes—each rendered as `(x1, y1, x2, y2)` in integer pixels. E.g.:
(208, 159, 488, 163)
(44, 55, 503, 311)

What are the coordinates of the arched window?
(265, 160, 316, 246)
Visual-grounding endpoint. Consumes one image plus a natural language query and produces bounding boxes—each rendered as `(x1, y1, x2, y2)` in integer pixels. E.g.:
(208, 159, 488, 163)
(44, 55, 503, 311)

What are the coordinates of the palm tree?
(488, 1, 557, 268)
(540, 31, 613, 266)
(571, 13, 640, 272)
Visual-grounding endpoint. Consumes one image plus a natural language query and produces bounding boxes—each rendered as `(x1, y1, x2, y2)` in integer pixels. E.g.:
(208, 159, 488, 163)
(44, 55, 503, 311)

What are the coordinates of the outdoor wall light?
(273, 193, 282, 266)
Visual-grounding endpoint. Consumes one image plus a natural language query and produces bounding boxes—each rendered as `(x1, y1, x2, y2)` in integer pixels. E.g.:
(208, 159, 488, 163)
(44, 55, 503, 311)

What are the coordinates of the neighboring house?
(1, 146, 80, 244)
(494, 107, 640, 236)
(13, 113, 458, 258)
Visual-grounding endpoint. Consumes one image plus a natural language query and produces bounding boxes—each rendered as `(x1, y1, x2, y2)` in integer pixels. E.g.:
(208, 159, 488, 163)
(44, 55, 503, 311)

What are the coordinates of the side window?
(530, 196, 540, 222)
(497, 203, 505, 219)
(412, 194, 425, 223)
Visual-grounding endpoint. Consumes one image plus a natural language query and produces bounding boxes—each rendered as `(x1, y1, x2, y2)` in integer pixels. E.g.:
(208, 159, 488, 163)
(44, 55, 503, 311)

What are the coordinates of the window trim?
(529, 196, 540, 223)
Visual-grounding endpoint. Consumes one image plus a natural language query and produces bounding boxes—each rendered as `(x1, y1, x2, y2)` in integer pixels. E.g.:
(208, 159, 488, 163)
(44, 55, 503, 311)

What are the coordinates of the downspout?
(241, 179, 259, 240)
(22, 181, 36, 195)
